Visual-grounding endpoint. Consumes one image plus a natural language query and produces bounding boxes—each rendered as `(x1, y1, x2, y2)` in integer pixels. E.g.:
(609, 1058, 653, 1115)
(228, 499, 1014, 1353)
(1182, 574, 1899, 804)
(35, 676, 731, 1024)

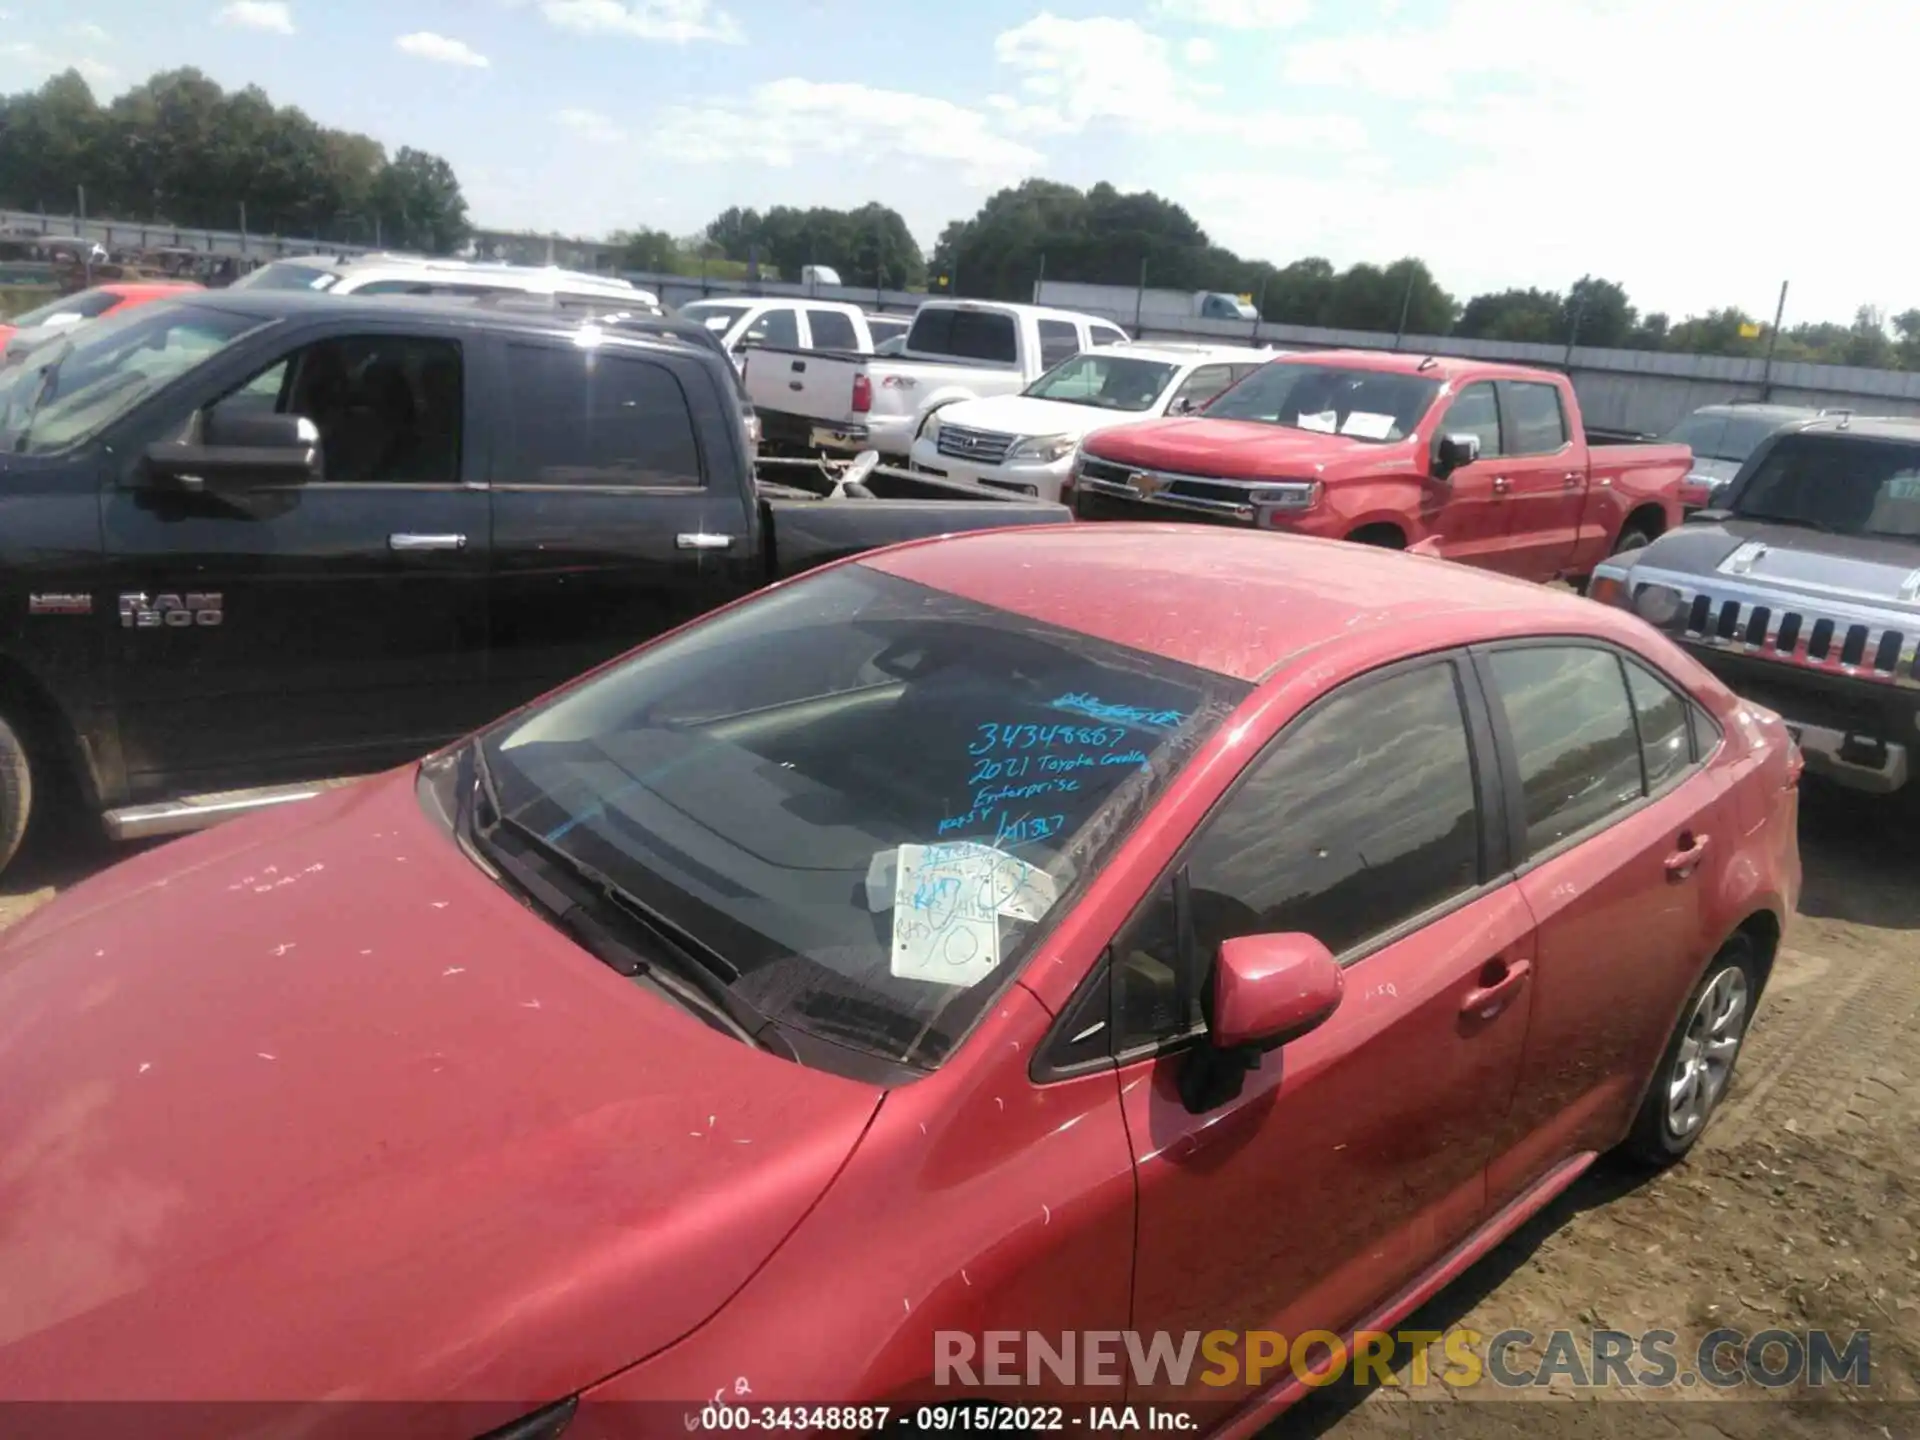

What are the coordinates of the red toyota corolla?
(0, 526, 1800, 1437)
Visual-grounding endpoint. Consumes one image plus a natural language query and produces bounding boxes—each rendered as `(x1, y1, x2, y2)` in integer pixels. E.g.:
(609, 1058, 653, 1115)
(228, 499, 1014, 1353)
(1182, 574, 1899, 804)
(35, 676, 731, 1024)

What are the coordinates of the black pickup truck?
(0, 290, 1067, 872)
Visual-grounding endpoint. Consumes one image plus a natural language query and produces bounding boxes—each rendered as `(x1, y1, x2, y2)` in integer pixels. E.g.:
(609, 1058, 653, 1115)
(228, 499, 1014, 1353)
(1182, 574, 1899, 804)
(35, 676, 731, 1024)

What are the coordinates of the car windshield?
(1665, 411, 1798, 465)
(1024, 354, 1179, 412)
(478, 563, 1248, 1069)
(227, 261, 340, 293)
(10, 289, 119, 328)
(0, 301, 263, 455)
(1732, 433, 1920, 541)
(1202, 362, 1440, 442)
(678, 301, 751, 334)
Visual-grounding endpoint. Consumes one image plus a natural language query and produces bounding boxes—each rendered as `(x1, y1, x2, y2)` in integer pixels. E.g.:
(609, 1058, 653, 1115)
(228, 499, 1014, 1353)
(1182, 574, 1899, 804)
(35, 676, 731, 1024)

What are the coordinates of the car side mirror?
(1179, 932, 1344, 1115)
(1170, 397, 1196, 416)
(144, 411, 321, 492)
(1434, 432, 1481, 477)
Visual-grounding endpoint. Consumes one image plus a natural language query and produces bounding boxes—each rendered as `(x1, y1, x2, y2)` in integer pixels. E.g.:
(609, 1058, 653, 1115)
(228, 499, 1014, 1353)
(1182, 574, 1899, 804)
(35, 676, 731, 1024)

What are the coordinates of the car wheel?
(0, 711, 34, 877)
(1612, 527, 1654, 556)
(1623, 936, 1758, 1166)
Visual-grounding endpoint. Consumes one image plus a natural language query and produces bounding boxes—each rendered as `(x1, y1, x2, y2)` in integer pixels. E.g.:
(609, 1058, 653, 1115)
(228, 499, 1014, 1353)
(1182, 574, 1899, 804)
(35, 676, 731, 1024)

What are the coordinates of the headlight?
(1631, 582, 1685, 627)
(1250, 482, 1320, 524)
(1008, 433, 1076, 463)
(918, 409, 942, 444)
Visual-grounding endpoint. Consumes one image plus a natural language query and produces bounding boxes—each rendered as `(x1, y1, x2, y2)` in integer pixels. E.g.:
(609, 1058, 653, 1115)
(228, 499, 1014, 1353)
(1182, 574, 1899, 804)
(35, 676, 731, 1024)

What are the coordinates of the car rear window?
(907, 307, 1018, 365)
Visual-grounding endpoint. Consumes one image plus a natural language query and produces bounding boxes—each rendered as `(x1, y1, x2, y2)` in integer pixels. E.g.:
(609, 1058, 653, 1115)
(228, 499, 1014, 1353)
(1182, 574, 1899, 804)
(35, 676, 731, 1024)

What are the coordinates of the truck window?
(1037, 320, 1080, 371)
(805, 309, 860, 351)
(1733, 433, 1920, 541)
(1503, 381, 1569, 455)
(211, 335, 465, 486)
(1093, 324, 1130, 346)
(907, 308, 1018, 365)
(741, 308, 798, 348)
(502, 343, 703, 489)
(1437, 381, 1502, 457)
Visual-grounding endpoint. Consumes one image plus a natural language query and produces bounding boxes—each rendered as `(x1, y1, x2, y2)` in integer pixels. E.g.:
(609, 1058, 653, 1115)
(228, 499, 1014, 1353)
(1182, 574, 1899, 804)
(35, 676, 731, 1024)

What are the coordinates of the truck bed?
(754, 457, 1070, 580)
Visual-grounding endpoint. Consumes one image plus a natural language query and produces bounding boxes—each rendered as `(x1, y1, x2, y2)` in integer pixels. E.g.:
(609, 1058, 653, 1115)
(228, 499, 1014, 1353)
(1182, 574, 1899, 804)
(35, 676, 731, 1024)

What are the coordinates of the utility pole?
(1761, 281, 1789, 401)
(1392, 269, 1415, 351)
(1134, 257, 1148, 336)
(77, 185, 91, 286)
(1251, 274, 1267, 343)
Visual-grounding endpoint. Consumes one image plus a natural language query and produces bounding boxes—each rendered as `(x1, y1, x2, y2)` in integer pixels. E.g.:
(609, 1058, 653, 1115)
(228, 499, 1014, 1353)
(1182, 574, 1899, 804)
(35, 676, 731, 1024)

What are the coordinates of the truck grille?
(937, 424, 1016, 465)
(1657, 585, 1920, 689)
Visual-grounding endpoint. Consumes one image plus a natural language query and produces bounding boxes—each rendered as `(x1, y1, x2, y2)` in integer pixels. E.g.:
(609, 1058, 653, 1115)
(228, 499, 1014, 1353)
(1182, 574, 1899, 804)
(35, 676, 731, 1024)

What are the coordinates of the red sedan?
(0, 526, 1800, 1436)
(0, 281, 202, 361)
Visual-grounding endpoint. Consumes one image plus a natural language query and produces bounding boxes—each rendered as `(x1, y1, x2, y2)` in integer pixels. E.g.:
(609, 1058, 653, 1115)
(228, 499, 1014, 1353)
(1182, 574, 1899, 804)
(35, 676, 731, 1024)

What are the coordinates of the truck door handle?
(676, 533, 735, 551)
(388, 533, 466, 552)
(1492, 476, 1511, 494)
(1664, 832, 1711, 881)
(1460, 957, 1532, 1021)
(1563, 472, 1582, 488)
(789, 381, 803, 391)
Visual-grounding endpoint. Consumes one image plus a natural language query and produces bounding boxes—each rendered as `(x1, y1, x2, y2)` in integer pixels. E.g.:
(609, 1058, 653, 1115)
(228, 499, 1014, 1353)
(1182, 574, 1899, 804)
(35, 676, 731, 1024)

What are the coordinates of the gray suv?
(1664, 402, 1824, 509)
(1590, 415, 1920, 795)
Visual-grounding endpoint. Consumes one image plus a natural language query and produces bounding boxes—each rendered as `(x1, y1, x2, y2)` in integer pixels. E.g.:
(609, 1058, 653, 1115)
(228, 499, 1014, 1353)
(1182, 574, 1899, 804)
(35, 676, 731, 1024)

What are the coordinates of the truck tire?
(1347, 524, 1406, 549)
(0, 712, 34, 877)
(1621, 935, 1759, 1167)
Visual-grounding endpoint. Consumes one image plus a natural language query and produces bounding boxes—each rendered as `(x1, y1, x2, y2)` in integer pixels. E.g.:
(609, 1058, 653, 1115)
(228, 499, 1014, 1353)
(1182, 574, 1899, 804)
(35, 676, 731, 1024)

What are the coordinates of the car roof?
(1690, 402, 1820, 419)
(166, 289, 723, 363)
(1267, 348, 1559, 385)
(862, 524, 1641, 683)
(256, 253, 638, 292)
(1096, 342, 1275, 365)
(1785, 415, 1920, 443)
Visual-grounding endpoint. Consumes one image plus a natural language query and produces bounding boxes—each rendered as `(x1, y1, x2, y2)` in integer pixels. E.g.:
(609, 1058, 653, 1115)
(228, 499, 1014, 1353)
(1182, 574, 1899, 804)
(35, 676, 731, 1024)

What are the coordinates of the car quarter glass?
(1111, 659, 1485, 1053)
(481, 563, 1250, 1070)
(1625, 659, 1693, 792)
(1486, 646, 1645, 856)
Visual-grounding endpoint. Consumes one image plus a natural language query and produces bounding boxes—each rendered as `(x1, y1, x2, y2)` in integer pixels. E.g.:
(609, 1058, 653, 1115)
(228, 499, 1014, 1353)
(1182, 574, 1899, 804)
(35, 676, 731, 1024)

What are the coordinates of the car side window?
(742, 308, 799, 348)
(1438, 381, 1501, 458)
(210, 334, 463, 485)
(1486, 646, 1644, 855)
(805, 309, 860, 351)
(501, 343, 703, 488)
(1112, 661, 1484, 1053)
(1625, 659, 1693, 792)
(1503, 381, 1569, 455)
(1094, 324, 1130, 347)
(1038, 320, 1081, 371)
(1169, 365, 1236, 412)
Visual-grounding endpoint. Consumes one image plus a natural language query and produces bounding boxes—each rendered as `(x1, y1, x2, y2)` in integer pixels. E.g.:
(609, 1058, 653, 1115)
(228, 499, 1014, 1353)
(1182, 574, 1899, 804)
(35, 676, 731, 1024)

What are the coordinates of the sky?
(0, 0, 1908, 327)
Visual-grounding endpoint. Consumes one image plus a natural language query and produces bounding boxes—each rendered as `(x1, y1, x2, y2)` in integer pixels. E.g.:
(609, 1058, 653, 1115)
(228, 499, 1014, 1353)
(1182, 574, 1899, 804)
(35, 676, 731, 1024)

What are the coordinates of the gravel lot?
(3, 783, 1913, 1436)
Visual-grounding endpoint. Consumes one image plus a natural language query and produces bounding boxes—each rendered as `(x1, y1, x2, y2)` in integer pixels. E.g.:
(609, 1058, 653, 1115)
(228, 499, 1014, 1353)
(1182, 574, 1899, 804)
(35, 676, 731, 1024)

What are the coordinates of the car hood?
(1082, 416, 1403, 479)
(0, 770, 883, 1406)
(1633, 520, 1920, 616)
(938, 394, 1155, 441)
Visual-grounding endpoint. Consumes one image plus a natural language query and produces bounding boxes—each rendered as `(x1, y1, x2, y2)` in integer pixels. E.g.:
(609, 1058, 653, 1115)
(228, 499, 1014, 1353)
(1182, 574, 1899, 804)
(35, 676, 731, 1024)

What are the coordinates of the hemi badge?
(1721, 541, 1769, 576)
(28, 593, 93, 616)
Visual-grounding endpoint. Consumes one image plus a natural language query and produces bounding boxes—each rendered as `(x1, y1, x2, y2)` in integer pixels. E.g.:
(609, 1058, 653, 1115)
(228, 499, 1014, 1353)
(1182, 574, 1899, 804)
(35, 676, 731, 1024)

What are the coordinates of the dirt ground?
(1, 784, 1914, 1438)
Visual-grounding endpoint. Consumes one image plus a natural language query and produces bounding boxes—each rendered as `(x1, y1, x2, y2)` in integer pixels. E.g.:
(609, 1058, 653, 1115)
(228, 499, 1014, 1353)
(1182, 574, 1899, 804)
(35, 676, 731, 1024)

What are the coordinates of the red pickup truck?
(1068, 351, 1696, 586)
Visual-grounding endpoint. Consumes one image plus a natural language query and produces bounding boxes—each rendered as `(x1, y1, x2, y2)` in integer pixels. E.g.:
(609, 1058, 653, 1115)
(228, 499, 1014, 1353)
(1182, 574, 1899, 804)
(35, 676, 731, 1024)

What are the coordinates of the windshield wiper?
(463, 741, 792, 1057)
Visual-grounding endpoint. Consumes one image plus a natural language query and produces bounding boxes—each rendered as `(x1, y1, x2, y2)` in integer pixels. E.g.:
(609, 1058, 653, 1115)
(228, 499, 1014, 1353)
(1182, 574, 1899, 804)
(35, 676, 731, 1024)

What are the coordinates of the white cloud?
(0, 39, 116, 83)
(651, 79, 1042, 188)
(556, 107, 626, 144)
(1152, 0, 1310, 27)
(216, 0, 293, 34)
(540, 0, 742, 44)
(395, 31, 491, 68)
(1182, 36, 1219, 64)
(992, 13, 1365, 151)
(68, 22, 111, 43)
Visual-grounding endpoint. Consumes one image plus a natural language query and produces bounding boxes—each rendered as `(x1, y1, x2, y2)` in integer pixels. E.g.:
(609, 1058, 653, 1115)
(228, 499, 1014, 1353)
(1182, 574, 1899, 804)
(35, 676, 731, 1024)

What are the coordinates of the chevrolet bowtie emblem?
(1129, 470, 1168, 496)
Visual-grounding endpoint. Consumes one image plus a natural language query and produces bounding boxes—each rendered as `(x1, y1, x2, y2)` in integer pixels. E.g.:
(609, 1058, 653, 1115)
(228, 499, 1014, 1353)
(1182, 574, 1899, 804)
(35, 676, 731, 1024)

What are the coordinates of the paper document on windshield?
(1340, 411, 1396, 439)
(1297, 410, 1339, 434)
(883, 842, 1061, 986)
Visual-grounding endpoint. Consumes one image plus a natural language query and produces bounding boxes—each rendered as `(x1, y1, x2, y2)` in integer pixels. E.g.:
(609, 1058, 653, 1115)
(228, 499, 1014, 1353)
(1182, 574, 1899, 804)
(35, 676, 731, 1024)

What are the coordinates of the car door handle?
(1492, 476, 1510, 494)
(676, 532, 735, 551)
(1461, 958, 1532, 1021)
(1563, 472, 1582, 488)
(1664, 832, 1711, 881)
(388, 533, 466, 552)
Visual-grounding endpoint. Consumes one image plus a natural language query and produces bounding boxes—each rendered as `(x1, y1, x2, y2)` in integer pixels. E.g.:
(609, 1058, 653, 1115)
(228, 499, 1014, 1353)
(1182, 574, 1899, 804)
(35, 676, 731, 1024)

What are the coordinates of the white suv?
(230, 254, 659, 311)
(907, 342, 1273, 502)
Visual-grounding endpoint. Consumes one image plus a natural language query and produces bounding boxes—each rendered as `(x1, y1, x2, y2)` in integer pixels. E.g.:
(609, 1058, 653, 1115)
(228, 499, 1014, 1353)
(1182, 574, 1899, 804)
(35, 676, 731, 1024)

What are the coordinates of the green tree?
(1561, 275, 1636, 349)
(1455, 288, 1565, 342)
(1663, 308, 1763, 357)
(370, 147, 469, 253)
(613, 227, 684, 273)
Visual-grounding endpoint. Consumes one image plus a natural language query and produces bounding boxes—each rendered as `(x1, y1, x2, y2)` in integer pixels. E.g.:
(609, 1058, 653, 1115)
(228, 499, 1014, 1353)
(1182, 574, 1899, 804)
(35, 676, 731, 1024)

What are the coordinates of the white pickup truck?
(677, 298, 888, 362)
(742, 299, 1130, 457)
